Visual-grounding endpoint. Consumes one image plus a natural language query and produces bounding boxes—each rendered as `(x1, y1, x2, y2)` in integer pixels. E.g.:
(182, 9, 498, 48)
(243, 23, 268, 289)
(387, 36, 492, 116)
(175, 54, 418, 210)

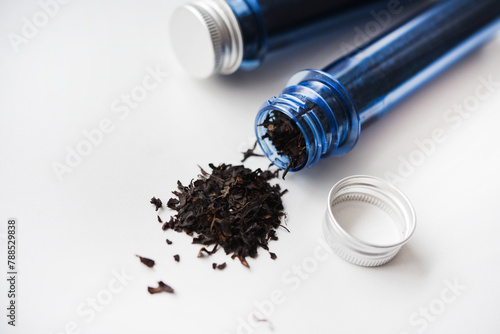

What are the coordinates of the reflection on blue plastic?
(227, 0, 382, 71)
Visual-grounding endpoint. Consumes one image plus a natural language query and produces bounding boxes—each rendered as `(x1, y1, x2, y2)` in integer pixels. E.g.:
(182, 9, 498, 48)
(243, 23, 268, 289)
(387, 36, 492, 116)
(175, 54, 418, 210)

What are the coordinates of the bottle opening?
(256, 109, 308, 177)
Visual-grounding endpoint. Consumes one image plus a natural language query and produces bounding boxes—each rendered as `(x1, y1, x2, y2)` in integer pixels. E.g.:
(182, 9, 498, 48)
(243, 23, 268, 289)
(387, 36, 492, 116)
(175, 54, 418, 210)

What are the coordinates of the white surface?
(1, 1, 500, 334)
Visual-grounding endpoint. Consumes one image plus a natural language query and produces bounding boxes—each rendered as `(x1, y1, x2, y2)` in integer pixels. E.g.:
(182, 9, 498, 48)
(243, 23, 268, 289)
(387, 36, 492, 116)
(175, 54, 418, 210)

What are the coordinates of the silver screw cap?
(169, 0, 243, 79)
(323, 175, 417, 267)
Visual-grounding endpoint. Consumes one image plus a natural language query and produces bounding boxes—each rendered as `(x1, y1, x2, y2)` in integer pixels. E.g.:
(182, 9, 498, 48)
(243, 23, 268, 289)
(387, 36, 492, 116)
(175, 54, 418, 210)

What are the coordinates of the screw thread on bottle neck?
(256, 70, 360, 171)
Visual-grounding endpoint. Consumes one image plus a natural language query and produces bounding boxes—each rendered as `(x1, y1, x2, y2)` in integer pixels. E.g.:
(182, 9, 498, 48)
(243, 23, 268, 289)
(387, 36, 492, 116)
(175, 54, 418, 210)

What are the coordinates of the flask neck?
(255, 70, 360, 171)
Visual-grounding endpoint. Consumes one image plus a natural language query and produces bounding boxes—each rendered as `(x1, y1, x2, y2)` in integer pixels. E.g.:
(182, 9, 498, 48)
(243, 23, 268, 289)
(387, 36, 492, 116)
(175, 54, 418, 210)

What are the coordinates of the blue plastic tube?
(255, 0, 500, 172)
(227, 0, 385, 71)
(170, 0, 395, 77)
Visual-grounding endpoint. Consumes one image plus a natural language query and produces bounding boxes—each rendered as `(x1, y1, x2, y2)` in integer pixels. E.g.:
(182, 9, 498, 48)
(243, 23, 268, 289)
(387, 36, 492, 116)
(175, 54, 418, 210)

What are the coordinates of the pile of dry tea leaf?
(157, 163, 287, 268)
(258, 111, 306, 178)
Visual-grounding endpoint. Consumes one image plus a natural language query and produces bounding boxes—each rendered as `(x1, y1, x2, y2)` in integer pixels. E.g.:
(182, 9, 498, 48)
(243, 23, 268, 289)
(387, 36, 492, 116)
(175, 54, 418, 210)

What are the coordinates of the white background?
(1, 0, 500, 333)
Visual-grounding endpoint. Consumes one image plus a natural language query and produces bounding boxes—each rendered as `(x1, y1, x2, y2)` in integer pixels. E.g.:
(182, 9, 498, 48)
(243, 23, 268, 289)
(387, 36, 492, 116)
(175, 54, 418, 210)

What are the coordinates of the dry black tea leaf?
(258, 111, 306, 179)
(173, 254, 180, 262)
(136, 255, 155, 268)
(166, 239, 172, 245)
(241, 141, 264, 162)
(150, 197, 163, 211)
(162, 163, 287, 268)
(212, 262, 227, 270)
(270, 252, 277, 260)
(148, 281, 174, 294)
(157, 215, 162, 223)
(197, 245, 218, 258)
(239, 256, 250, 269)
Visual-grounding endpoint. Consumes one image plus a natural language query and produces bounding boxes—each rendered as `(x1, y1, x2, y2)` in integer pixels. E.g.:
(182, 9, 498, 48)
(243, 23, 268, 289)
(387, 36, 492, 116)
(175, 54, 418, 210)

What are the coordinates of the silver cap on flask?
(169, 0, 243, 79)
(323, 175, 417, 267)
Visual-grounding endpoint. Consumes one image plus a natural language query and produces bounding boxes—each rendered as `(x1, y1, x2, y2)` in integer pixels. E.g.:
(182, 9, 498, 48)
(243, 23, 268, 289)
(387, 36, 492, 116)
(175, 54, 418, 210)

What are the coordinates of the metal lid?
(323, 175, 416, 267)
(169, 0, 243, 79)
